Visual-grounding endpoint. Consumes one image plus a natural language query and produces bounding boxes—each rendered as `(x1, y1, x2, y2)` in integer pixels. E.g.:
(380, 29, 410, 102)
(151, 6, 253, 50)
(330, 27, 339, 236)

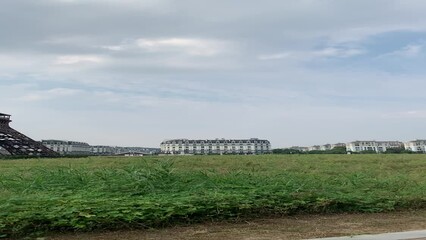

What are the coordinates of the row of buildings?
(41, 138, 272, 156)
(289, 140, 426, 153)
(346, 140, 426, 153)
(346, 141, 404, 153)
(289, 143, 346, 152)
(36, 138, 426, 155)
(4, 138, 425, 156)
(160, 138, 271, 155)
(160, 138, 426, 155)
(404, 140, 426, 152)
(41, 140, 160, 156)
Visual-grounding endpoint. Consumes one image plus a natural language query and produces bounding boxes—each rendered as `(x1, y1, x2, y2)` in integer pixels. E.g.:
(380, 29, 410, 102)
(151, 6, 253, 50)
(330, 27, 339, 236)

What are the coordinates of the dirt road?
(46, 210, 426, 240)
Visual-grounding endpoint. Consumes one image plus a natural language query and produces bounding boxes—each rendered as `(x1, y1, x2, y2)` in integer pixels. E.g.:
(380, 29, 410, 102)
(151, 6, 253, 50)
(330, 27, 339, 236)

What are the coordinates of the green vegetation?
(308, 146, 348, 154)
(272, 148, 305, 154)
(384, 147, 415, 154)
(0, 155, 425, 238)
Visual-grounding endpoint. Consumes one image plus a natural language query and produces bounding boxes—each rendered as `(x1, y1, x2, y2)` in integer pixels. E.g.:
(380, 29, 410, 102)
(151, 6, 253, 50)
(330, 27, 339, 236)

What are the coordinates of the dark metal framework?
(0, 113, 58, 156)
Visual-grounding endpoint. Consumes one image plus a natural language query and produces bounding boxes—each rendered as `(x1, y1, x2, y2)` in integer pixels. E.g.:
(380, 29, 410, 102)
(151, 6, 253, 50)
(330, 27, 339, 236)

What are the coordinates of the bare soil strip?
(46, 210, 426, 240)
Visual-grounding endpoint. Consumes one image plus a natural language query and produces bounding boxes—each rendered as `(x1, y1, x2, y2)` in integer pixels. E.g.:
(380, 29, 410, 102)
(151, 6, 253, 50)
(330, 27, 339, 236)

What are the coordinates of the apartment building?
(346, 141, 404, 153)
(161, 138, 271, 155)
(91, 145, 115, 155)
(42, 140, 92, 155)
(331, 143, 346, 149)
(307, 145, 321, 151)
(304, 143, 346, 152)
(404, 140, 426, 153)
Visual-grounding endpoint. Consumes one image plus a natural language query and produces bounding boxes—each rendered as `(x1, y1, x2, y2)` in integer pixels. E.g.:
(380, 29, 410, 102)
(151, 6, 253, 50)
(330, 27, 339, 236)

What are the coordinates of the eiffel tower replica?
(0, 113, 59, 157)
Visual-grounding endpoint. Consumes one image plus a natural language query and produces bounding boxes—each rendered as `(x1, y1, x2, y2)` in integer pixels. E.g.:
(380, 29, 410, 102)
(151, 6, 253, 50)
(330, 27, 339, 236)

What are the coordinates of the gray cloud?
(2, 0, 426, 147)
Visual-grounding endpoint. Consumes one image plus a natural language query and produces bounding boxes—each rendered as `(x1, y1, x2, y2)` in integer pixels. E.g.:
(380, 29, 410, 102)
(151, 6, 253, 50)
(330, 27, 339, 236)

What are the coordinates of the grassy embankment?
(0, 154, 425, 237)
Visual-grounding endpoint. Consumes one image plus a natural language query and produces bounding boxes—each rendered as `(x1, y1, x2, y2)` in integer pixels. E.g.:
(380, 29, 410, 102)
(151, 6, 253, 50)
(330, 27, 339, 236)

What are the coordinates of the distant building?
(42, 141, 160, 156)
(91, 145, 115, 155)
(308, 145, 321, 151)
(404, 140, 426, 153)
(319, 144, 332, 151)
(161, 138, 271, 155)
(310, 143, 346, 151)
(42, 140, 92, 155)
(346, 141, 404, 153)
(331, 143, 346, 149)
(114, 147, 160, 155)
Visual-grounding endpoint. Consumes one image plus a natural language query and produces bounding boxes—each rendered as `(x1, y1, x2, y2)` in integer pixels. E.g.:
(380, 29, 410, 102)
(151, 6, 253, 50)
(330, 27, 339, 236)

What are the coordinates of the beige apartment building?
(346, 141, 404, 153)
(42, 140, 92, 155)
(161, 138, 271, 155)
(404, 140, 426, 153)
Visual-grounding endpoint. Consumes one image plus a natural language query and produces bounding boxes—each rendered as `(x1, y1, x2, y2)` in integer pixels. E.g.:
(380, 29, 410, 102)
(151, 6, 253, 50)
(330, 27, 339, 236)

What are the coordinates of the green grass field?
(1, 154, 425, 238)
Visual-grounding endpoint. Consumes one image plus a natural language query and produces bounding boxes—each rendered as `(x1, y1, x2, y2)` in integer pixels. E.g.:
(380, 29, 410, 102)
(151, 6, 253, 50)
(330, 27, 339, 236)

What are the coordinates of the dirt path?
(46, 210, 426, 240)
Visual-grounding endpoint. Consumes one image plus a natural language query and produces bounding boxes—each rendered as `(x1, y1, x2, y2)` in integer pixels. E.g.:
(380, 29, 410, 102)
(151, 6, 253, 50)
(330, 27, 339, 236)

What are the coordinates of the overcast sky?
(1, 0, 426, 148)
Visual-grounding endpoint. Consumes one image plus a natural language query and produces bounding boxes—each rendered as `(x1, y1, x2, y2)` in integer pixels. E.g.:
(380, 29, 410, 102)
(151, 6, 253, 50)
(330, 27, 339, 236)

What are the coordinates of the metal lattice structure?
(0, 113, 59, 157)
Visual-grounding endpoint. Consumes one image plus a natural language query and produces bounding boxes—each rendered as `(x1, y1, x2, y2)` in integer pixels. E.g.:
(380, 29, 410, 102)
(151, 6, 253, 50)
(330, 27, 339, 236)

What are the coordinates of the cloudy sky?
(1, 0, 426, 148)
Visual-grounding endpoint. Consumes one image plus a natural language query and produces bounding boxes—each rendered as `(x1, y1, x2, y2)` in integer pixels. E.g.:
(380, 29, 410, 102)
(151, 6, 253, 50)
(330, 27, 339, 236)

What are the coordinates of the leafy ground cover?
(0, 154, 425, 238)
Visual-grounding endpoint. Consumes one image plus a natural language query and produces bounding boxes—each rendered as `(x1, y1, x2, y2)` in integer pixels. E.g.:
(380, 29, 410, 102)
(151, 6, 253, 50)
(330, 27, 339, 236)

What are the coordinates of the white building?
(308, 143, 346, 151)
(404, 140, 426, 153)
(42, 140, 92, 155)
(91, 145, 115, 155)
(319, 144, 332, 151)
(161, 138, 271, 155)
(307, 145, 321, 151)
(346, 141, 404, 153)
(331, 143, 346, 149)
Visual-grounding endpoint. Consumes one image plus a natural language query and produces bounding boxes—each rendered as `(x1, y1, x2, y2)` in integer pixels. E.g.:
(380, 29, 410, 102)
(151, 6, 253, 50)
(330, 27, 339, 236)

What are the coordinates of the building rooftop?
(161, 138, 270, 144)
(0, 113, 11, 124)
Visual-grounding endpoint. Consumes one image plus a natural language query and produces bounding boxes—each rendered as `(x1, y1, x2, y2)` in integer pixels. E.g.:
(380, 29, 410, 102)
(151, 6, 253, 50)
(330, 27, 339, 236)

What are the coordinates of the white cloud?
(258, 53, 291, 60)
(258, 47, 365, 61)
(389, 44, 422, 57)
(54, 55, 104, 65)
(375, 44, 423, 60)
(101, 45, 124, 51)
(102, 37, 230, 56)
(382, 110, 426, 119)
(0, 54, 50, 70)
(97, 37, 237, 70)
(402, 44, 423, 57)
(136, 38, 230, 56)
(42, 36, 97, 45)
(313, 47, 365, 58)
(19, 88, 82, 102)
(49, 0, 168, 7)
